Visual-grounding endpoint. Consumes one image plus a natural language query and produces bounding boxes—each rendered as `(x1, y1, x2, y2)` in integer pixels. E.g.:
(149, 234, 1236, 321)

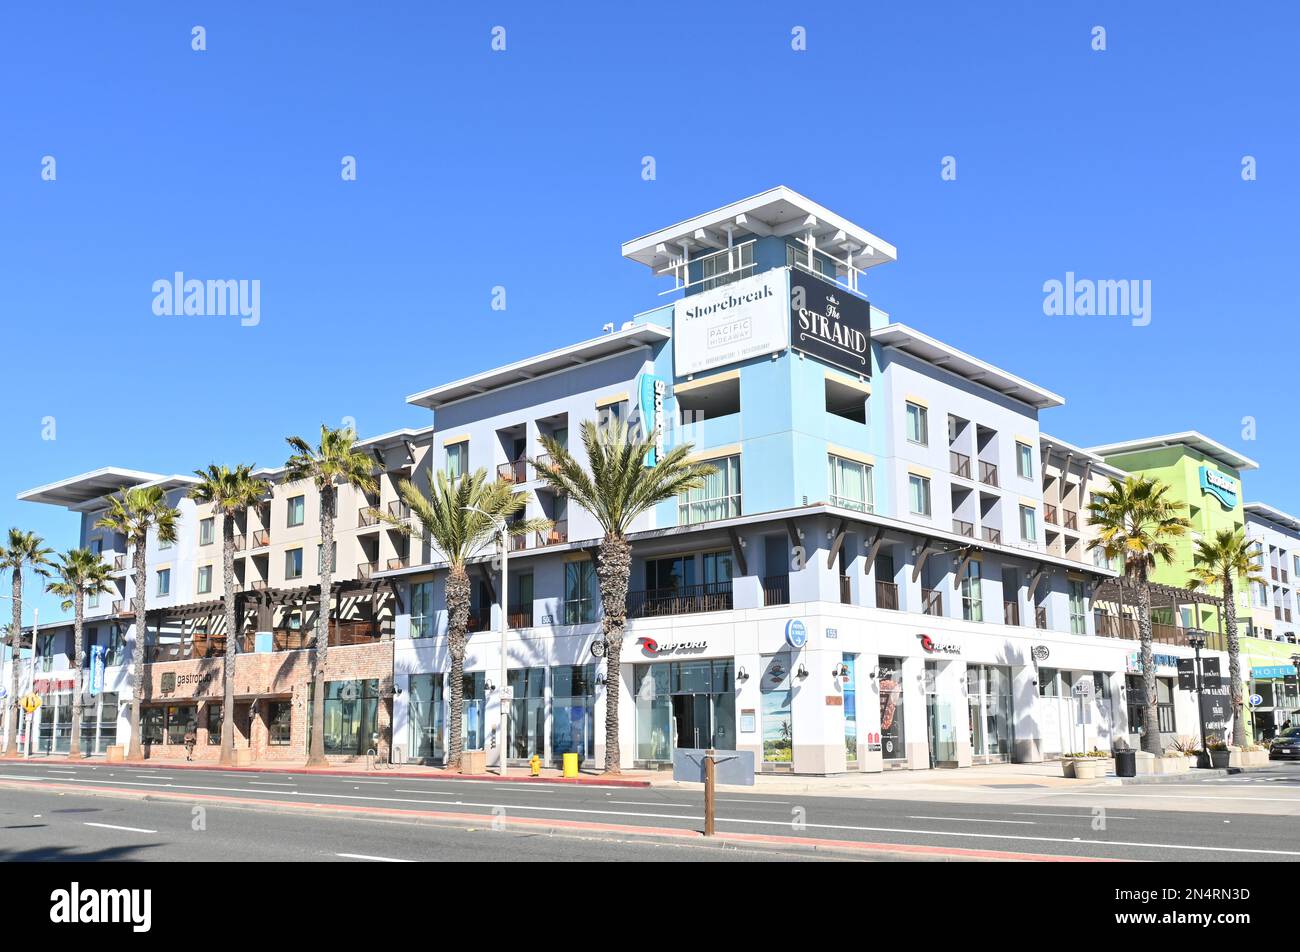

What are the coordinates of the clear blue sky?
(3, 2, 1297, 623)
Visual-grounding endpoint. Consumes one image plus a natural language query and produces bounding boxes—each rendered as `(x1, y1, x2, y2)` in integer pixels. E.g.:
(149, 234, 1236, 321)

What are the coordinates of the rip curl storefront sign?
(789, 269, 872, 376)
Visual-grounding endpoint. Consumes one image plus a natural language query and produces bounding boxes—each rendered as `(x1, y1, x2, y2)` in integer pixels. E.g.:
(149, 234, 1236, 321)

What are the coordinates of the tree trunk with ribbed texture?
(1222, 574, 1245, 748)
(596, 535, 631, 774)
(1135, 564, 1161, 755)
(220, 512, 238, 765)
(444, 564, 470, 770)
(68, 591, 85, 759)
(127, 533, 148, 761)
(5, 572, 22, 757)
(307, 485, 335, 767)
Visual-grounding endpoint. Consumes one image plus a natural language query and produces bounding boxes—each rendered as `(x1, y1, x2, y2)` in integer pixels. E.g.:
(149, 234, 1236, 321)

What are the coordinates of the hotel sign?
(1199, 466, 1238, 510)
(789, 269, 871, 376)
(673, 270, 788, 376)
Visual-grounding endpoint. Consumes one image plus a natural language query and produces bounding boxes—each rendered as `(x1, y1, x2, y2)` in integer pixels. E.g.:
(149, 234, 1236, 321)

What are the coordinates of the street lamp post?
(1187, 630, 1208, 759)
(465, 505, 509, 777)
(1289, 654, 1300, 730)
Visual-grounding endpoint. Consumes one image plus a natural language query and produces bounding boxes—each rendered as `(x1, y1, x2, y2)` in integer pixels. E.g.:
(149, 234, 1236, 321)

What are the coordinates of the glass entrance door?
(634, 660, 736, 763)
(924, 662, 956, 767)
(672, 693, 712, 750)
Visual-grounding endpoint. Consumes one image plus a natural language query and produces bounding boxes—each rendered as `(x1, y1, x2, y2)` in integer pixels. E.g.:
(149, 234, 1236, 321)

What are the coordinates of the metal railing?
(1044, 504, 1059, 526)
(497, 459, 527, 484)
(628, 582, 734, 618)
(508, 605, 533, 629)
(387, 501, 411, 520)
(979, 460, 999, 487)
(1063, 509, 1079, 531)
(1004, 600, 1020, 626)
(466, 606, 492, 633)
(949, 451, 971, 479)
(762, 575, 790, 607)
(876, 580, 899, 610)
(952, 518, 974, 538)
(357, 561, 379, 580)
(922, 588, 943, 617)
(387, 556, 410, 571)
(251, 529, 270, 548)
(112, 554, 126, 571)
(983, 526, 1002, 544)
(358, 508, 381, 528)
(839, 574, 852, 604)
(536, 520, 568, 547)
(1035, 606, 1048, 629)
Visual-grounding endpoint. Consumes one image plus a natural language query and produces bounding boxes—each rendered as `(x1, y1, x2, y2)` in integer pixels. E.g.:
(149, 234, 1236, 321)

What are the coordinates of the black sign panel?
(1176, 658, 1197, 692)
(1200, 681, 1231, 739)
(1200, 657, 1223, 690)
(789, 269, 872, 375)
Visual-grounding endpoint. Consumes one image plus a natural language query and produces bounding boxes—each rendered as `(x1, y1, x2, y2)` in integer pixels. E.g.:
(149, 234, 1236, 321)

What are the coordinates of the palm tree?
(1087, 475, 1191, 755)
(1188, 528, 1263, 748)
(45, 549, 114, 759)
(96, 486, 180, 760)
(391, 468, 544, 769)
(532, 420, 715, 773)
(284, 425, 378, 766)
(1, 530, 55, 757)
(188, 464, 271, 764)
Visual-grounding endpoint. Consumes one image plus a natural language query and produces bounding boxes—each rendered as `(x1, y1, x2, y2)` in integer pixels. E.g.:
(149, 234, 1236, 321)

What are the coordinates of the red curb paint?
(0, 779, 1115, 862)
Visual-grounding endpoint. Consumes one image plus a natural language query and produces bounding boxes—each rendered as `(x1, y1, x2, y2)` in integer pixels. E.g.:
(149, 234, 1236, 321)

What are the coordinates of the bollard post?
(704, 748, 716, 837)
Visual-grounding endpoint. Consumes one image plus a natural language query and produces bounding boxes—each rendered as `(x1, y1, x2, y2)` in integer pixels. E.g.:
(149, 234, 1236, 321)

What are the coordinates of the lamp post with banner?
(1187, 630, 1209, 758)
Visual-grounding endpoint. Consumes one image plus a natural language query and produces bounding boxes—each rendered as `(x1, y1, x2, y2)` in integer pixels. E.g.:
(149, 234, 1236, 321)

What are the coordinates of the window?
(1019, 505, 1037, 542)
(828, 455, 873, 513)
(88, 589, 100, 609)
(702, 550, 734, 589)
(961, 561, 983, 622)
(1069, 581, 1087, 634)
(287, 495, 305, 527)
(156, 569, 171, 597)
(411, 581, 435, 638)
(702, 242, 755, 291)
(564, 561, 597, 625)
(268, 701, 292, 745)
(285, 548, 304, 579)
(908, 474, 931, 517)
(207, 703, 222, 745)
(308, 679, 380, 755)
(1016, 442, 1034, 479)
(166, 705, 197, 745)
(596, 400, 628, 435)
(446, 441, 468, 480)
(197, 565, 213, 594)
(141, 707, 164, 745)
(644, 555, 696, 592)
(89, 538, 102, 555)
(678, 455, 741, 524)
(905, 402, 928, 445)
(552, 665, 597, 763)
(199, 517, 215, 546)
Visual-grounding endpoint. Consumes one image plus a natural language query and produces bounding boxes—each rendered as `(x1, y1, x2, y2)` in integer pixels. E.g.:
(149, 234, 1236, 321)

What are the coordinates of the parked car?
(1269, 726, 1300, 760)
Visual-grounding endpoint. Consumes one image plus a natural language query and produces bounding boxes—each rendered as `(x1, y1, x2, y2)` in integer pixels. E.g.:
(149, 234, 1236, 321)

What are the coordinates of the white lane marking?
(717, 798, 792, 804)
(1039, 790, 1300, 804)
(908, 816, 1035, 825)
(84, 822, 157, 834)
(336, 852, 414, 863)
(608, 800, 684, 808)
(1010, 812, 1136, 820)
(15, 774, 1296, 858)
(347, 781, 389, 785)
(394, 789, 458, 795)
(248, 781, 297, 786)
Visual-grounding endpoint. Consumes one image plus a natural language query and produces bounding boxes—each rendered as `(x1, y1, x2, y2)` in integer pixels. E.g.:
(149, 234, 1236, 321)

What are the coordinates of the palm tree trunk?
(445, 564, 469, 770)
(127, 533, 148, 761)
(5, 572, 21, 757)
(306, 485, 334, 767)
(1223, 574, 1245, 747)
(596, 535, 631, 774)
(221, 514, 238, 765)
(1134, 566, 1161, 755)
(68, 594, 84, 759)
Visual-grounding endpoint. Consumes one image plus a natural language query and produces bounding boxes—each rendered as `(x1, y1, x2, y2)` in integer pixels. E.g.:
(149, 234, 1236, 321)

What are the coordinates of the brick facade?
(138, 642, 394, 764)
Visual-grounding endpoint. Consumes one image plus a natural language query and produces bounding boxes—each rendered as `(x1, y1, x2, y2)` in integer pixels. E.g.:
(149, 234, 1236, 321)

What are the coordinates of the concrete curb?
(1115, 765, 1272, 785)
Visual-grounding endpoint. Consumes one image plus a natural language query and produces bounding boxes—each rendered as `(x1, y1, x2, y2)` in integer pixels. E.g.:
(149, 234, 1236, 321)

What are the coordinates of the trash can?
(1114, 749, 1137, 778)
(562, 752, 579, 778)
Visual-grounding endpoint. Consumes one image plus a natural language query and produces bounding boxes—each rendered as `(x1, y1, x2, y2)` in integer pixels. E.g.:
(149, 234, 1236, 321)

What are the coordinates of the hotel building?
(1242, 502, 1300, 738)
(7, 188, 1232, 772)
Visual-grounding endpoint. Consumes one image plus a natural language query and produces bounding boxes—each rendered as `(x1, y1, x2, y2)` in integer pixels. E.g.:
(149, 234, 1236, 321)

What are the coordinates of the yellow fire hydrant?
(530, 754, 542, 777)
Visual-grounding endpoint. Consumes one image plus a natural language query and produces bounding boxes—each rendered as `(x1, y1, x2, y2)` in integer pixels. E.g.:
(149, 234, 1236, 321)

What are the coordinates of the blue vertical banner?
(639, 373, 666, 467)
(89, 644, 105, 697)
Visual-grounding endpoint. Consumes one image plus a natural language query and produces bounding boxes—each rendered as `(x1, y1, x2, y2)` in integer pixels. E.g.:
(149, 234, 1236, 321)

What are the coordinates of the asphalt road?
(3, 760, 1300, 861)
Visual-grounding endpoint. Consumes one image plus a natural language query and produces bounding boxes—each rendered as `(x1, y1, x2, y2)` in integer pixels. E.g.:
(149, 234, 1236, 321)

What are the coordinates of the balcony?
(839, 574, 852, 605)
(112, 600, 130, 616)
(628, 582, 734, 619)
(112, 554, 126, 572)
(387, 501, 411, 521)
(251, 580, 270, 591)
(1063, 509, 1079, 531)
(978, 461, 998, 487)
(508, 605, 534, 629)
(508, 529, 529, 552)
(949, 451, 972, 479)
(876, 580, 899, 610)
(536, 520, 568, 547)
(230, 534, 246, 552)
(1044, 504, 1059, 526)
(358, 508, 381, 528)
(357, 560, 379, 580)
(251, 529, 270, 548)
(952, 518, 974, 538)
(266, 621, 382, 651)
(922, 588, 943, 617)
(466, 605, 492, 633)
(1272, 566, 1279, 581)
(762, 575, 790, 607)
(1035, 606, 1048, 629)
(387, 556, 410, 571)
(534, 454, 554, 475)
(497, 459, 528, 484)
(1004, 600, 1020, 626)
(982, 527, 1002, 544)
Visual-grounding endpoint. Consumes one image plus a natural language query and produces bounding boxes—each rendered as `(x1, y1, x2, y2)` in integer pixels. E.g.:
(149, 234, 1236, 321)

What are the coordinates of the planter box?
(1154, 757, 1190, 775)
(1244, 750, 1269, 767)
(105, 745, 124, 763)
(1060, 759, 1076, 778)
(1073, 759, 1103, 780)
(461, 750, 488, 775)
(1208, 750, 1231, 768)
(234, 748, 254, 767)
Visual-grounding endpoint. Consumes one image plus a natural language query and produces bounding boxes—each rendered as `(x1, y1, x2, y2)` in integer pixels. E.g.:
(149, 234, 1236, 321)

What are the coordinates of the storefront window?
(208, 703, 222, 745)
(634, 660, 736, 762)
(141, 706, 164, 745)
(508, 667, 546, 760)
(1126, 675, 1176, 735)
(878, 656, 907, 761)
(760, 653, 794, 763)
(268, 701, 292, 745)
(97, 693, 118, 753)
(463, 672, 486, 750)
(309, 680, 380, 755)
(843, 654, 858, 762)
(552, 664, 596, 764)
(967, 664, 1013, 761)
(409, 673, 444, 761)
(166, 705, 197, 746)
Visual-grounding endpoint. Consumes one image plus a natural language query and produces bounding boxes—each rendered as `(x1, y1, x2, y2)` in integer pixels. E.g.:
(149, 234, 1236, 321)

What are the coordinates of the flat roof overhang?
(621, 186, 898, 274)
(1088, 431, 1260, 472)
(406, 323, 671, 410)
(17, 467, 166, 508)
(1245, 502, 1300, 534)
(872, 323, 1065, 410)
